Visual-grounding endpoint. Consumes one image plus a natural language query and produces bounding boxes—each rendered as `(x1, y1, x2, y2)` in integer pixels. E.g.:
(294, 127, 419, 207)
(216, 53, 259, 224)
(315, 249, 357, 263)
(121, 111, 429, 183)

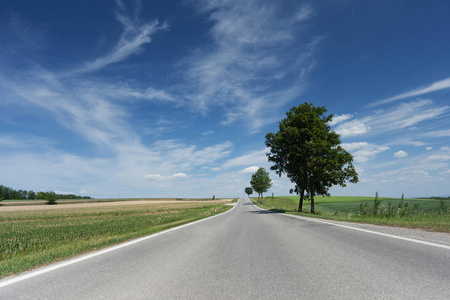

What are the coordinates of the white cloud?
(240, 166, 260, 173)
(145, 173, 189, 181)
(202, 130, 215, 136)
(54, 190, 75, 195)
(329, 114, 353, 126)
(182, 0, 319, 131)
(335, 121, 370, 137)
(422, 154, 450, 162)
(394, 150, 408, 158)
(372, 78, 450, 106)
(336, 100, 449, 138)
(424, 129, 450, 137)
(72, 2, 167, 75)
(145, 174, 163, 180)
(426, 147, 433, 151)
(386, 138, 426, 147)
(172, 173, 188, 179)
(223, 148, 268, 169)
(341, 142, 389, 163)
(374, 168, 431, 184)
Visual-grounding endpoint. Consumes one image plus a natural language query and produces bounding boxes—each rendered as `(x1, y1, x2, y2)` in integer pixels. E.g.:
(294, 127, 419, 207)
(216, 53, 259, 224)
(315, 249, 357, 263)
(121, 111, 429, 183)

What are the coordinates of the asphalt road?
(1, 198, 449, 299)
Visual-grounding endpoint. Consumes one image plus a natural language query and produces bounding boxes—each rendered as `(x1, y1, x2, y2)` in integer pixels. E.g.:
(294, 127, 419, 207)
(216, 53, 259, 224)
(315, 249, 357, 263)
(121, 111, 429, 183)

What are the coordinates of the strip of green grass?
(251, 197, 449, 232)
(277, 195, 397, 204)
(0, 201, 231, 279)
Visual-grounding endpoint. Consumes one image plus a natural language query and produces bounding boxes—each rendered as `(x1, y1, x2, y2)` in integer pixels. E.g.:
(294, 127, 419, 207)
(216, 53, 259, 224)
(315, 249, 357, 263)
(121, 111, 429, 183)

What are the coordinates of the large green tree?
(250, 167, 272, 204)
(265, 102, 358, 213)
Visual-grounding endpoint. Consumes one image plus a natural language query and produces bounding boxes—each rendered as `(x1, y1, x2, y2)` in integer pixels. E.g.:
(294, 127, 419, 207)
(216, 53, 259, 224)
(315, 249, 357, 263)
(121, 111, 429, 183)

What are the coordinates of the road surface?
(1, 198, 449, 299)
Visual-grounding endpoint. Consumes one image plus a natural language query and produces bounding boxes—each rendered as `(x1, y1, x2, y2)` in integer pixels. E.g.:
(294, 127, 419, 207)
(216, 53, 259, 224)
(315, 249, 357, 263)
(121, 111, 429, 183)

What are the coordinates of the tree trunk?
(261, 193, 263, 204)
(308, 177, 315, 214)
(298, 189, 304, 212)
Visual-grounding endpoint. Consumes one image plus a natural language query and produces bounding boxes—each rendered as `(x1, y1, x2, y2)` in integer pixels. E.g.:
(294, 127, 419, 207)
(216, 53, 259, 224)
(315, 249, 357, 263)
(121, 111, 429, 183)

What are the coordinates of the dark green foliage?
(266, 102, 358, 213)
(439, 199, 448, 213)
(45, 192, 58, 205)
(244, 187, 253, 197)
(373, 192, 381, 216)
(250, 167, 272, 204)
(397, 196, 409, 217)
(0, 184, 91, 201)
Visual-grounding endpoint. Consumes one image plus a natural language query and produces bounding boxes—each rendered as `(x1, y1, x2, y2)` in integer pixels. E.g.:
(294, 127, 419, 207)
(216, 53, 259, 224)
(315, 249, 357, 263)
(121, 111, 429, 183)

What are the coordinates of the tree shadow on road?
(244, 208, 287, 214)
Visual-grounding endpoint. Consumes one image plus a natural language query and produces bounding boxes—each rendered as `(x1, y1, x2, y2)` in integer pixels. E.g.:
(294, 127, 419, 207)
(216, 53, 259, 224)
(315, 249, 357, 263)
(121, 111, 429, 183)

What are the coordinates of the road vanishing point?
(1, 198, 449, 299)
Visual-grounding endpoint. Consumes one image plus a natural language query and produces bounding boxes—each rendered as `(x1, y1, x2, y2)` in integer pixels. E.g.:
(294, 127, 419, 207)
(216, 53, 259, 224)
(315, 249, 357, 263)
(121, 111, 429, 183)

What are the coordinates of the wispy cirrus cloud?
(335, 100, 449, 138)
(370, 78, 450, 106)
(424, 129, 450, 137)
(4, 68, 136, 149)
(183, 0, 319, 130)
(341, 142, 389, 163)
(71, 0, 167, 75)
(222, 148, 268, 169)
(145, 173, 189, 181)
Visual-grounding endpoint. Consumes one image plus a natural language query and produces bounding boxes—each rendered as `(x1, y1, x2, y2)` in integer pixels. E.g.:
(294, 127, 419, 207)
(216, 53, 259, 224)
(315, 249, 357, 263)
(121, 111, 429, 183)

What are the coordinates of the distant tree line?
(0, 185, 91, 201)
(420, 196, 450, 200)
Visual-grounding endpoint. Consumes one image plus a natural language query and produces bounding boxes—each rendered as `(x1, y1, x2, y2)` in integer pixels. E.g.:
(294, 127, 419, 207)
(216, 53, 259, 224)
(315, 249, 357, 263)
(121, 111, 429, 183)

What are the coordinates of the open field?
(0, 199, 233, 279)
(0, 198, 233, 211)
(0, 197, 229, 206)
(252, 196, 450, 232)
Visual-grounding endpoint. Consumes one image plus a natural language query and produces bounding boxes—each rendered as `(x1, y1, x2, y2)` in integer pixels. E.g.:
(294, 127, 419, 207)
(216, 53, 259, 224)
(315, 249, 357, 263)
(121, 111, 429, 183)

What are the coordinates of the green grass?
(0, 200, 231, 279)
(252, 196, 449, 232)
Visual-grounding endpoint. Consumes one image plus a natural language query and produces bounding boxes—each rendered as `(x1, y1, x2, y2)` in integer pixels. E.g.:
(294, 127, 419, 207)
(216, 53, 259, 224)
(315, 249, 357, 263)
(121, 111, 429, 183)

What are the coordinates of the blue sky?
(0, 0, 449, 199)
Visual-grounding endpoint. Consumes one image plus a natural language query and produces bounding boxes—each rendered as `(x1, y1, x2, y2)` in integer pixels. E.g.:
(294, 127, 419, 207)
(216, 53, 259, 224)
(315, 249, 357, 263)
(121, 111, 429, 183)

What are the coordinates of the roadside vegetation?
(250, 195, 449, 232)
(0, 200, 231, 279)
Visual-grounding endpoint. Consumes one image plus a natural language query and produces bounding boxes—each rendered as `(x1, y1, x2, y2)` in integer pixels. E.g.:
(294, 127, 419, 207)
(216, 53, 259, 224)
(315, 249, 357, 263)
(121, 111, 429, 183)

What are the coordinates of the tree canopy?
(250, 167, 272, 203)
(244, 187, 253, 197)
(265, 102, 358, 213)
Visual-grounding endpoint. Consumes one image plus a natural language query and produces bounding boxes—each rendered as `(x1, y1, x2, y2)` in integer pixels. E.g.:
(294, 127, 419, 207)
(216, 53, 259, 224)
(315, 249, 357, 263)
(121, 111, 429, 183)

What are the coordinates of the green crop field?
(0, 199, 232, 279)
(252, 196, 449, 232)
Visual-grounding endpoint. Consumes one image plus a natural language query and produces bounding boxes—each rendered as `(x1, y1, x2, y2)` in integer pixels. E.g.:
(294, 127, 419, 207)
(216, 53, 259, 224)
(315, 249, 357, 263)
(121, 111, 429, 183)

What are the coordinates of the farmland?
(0, 199, 233, 279)
(252, 195, 449, 232)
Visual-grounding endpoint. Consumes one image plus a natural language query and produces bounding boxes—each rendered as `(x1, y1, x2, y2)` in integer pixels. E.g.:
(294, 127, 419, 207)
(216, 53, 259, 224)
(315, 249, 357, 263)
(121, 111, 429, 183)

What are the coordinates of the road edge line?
(0, 199, 239, 288)
(248, 198, 450, 250)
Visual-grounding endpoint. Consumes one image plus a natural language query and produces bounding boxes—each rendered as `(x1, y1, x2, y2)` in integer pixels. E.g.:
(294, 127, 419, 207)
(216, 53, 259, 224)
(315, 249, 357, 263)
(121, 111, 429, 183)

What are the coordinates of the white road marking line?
(0, 200, 239, 288)
(248, 199, 450, 250)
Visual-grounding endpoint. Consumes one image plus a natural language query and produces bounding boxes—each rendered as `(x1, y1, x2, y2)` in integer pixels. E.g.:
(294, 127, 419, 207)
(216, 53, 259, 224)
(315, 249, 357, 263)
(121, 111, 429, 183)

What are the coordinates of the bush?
(45, 192, 58, 205)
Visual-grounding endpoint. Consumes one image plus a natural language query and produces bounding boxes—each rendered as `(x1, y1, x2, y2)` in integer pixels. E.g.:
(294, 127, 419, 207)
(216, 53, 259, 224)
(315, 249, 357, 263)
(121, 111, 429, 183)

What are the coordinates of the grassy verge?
(250, 196, 449, 232)
(0, 200, 231, 279)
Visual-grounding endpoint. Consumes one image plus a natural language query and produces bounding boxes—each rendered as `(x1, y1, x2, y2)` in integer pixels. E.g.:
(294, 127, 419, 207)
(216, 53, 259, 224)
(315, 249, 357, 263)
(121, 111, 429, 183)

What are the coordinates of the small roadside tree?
(244, 187, 253, 198)
(265, 102, 358, 213)
(45, 191, 58, 205)
(250, 167, 272, 204)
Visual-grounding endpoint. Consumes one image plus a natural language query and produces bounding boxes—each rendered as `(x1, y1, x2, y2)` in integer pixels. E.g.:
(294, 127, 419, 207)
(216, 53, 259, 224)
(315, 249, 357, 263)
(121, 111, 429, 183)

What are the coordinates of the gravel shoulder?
(289, 214, 450, 247)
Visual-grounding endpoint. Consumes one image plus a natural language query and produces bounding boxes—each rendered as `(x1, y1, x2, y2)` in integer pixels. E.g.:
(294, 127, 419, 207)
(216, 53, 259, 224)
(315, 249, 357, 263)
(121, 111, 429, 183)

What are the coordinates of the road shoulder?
(249, 199, 450, 248)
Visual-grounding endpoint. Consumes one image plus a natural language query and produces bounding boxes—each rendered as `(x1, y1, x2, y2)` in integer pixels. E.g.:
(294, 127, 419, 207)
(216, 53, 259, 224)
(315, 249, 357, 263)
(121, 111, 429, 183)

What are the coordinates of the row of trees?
(244, 103, 358, 213)
(0, 185, 91, 201)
